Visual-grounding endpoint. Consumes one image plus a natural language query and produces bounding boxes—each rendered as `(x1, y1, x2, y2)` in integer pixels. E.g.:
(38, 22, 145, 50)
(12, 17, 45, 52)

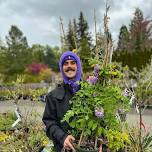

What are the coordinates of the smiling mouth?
(65, 70, 75, 74)
(65, 67, 75, 72)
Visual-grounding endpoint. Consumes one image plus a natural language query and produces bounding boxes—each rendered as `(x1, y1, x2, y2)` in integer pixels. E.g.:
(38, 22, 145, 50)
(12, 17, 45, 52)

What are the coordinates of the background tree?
(113, 8, 152, 71)
(0, 40, 7, 75)
(30, 44, 46, 63)
(77, 11, 92, 72)
(0, 25, 31, 80)
(43, 45, 59, 71)
(66, 20, 76, 50)
(117, 25, 130, 51)
(129, 8, 152, 51)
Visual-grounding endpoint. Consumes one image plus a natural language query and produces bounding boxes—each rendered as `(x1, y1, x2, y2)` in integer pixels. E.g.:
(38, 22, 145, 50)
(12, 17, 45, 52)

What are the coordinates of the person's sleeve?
(42, 94, 68, 145)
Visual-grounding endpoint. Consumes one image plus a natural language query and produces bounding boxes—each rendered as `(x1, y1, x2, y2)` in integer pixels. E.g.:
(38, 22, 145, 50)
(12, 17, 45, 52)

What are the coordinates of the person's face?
(63, 59, 77, 79)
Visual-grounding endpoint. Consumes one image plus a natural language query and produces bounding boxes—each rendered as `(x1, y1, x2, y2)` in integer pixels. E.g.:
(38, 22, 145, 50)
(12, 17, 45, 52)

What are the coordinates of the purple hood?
(59, 51, 82, 93)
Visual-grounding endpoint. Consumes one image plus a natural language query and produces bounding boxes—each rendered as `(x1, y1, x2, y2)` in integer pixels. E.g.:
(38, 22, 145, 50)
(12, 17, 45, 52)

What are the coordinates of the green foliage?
(0, 89, 11, 101)
(0, 75, 48, 101)
(112, 49, 152, 71)
(0, 28, 59, 82)
(0, 112, 17, 131)
(77, 12, 92, 72)
(30, 44, 46, 63)
(115, 8, 152, 70)
(65, 12, 93, 72)
(127, 127, 152, 152)
(0, 25, 31, 76)
(129, 8, 152, 51)
(63, 64, 130, 151)
(105, 129, 130, 151)
(0, 123, 51, 152)
(135, 60, 152, 104)
(27, 69, 52, 83)
(117, 25, 130, 51)
(66, 20, 77, 50)
(43, 45, 59, 71)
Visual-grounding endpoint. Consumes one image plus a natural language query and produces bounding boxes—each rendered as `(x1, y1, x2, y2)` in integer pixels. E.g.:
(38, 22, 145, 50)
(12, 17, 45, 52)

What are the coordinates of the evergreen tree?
(117, 25, 130, 51)
(77, 12, 91, 42)
(43, 46, 59, 71)
(73, 18, 78, 48)
(77, 11, 92, 72)
(30, 44, 46, 63)
(1, 25, 30, 76)
(66, 20, 76, 50)
(129, 8, 152, 51)
(114, 8, 152, 70)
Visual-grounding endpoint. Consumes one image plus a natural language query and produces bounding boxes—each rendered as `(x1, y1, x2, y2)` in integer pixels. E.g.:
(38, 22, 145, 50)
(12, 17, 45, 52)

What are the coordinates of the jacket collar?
(52, 84, 65, 100)
(52, 83, 73, 100)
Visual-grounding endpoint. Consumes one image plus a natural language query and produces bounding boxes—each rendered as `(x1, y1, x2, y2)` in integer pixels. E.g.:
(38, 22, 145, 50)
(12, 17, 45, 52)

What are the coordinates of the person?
(42, 51, 82, 152)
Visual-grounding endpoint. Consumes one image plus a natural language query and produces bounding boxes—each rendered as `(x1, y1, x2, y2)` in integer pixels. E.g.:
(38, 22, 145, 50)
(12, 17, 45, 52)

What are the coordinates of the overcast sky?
(0, 0, 151, 47)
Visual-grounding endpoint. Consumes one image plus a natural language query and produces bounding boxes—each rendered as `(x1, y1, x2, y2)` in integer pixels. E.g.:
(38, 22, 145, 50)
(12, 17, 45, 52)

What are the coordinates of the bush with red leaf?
(27, 63, 48, 74)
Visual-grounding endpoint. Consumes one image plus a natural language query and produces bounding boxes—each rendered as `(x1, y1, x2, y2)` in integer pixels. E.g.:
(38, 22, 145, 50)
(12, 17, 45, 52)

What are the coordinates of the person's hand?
(98, 146, 102, 152)
(63, 135, 75, 151)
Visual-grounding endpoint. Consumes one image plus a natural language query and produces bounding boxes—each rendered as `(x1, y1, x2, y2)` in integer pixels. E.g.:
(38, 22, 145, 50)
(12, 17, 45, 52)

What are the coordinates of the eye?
(71, 61, 76, 65)
(63, 61, 68, 66)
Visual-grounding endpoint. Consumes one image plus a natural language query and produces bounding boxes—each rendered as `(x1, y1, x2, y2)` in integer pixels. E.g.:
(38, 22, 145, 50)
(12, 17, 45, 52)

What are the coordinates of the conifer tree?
(1, 25, 31, 76)
(117, 25, 130, 51)
(129, 8, 152, 51)
(66, 20, 76, 50)
(77, 11, 92, 72)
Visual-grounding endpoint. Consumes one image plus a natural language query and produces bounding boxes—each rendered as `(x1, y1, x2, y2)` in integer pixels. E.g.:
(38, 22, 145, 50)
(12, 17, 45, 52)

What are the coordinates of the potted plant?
(63, 64, 131, 152)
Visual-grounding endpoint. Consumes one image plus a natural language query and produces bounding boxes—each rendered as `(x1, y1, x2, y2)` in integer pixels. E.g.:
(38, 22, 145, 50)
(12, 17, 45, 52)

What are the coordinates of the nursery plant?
(0, 112, 17, 131)
(0, 122, 50, 152)
(63, 64, 131, 152)
(63, 3, 132, 151)
(127, 127, 152, 152)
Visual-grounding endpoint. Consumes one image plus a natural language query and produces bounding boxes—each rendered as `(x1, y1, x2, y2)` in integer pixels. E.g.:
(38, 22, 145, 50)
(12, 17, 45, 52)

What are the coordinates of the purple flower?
(94, 64, 99, 77)
(93, 93, 97, 97)
(95, 106, 104, 118)
(117, 109, 124, 114)
(123, 88, 129, 97)
(87, 76, 98, 85)
(95, 111, 104, 118)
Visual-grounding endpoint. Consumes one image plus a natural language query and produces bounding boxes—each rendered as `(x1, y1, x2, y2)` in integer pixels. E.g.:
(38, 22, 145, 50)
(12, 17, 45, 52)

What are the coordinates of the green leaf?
(97, 127, 104, 136)
(85, 129, 91, 135)
(88, 120, 93, 129)
(92, 122, 98, 131)
(85, 115, 89, 120)
(70, 121, 76, 128)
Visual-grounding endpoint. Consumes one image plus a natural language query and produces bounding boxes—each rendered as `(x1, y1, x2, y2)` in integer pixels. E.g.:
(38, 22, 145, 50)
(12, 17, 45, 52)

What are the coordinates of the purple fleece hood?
(59, 51, 82, 93)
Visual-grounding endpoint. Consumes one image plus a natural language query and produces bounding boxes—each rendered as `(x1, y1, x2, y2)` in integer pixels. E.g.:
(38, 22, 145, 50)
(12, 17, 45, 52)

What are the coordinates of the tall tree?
(43, 46, 59, 71)
(66, 20, 76, 50)
(117, 25, 130, 51)
(1, 25, 30, 76)
(114, 8, 152, 70)
(129, 8, 152, 51)
(77, 11, 92, 72)
(73, 18, 78, 49)
(30, 44, 46, 63)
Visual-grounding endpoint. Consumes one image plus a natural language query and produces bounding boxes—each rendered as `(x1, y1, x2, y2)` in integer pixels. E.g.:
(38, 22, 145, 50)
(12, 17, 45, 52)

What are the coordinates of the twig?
(78, 131, 84, 147)
(139, 103, 143, 152)
(94, 136, 98, 149)
(59, 16, 67, 51)
(94, 8, 98, 60)
(102, 2, 111, 68)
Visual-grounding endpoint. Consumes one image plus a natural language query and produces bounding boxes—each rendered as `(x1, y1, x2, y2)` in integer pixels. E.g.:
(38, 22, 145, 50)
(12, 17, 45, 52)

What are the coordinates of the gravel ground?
(0, 100, 152, 133)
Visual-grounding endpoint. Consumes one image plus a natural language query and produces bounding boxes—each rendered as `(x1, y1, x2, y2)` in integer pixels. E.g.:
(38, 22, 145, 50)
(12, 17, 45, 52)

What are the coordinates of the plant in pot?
(63, 64, 131, 152)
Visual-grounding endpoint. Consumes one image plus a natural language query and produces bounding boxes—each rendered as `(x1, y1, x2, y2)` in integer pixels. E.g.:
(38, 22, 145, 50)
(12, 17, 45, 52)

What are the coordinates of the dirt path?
(0, 100, 152, 133)
(0, 100, 45, 121)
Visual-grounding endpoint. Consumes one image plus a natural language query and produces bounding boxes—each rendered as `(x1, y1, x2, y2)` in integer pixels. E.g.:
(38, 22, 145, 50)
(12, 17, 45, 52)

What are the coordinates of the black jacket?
(42, 83, 74, 152)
